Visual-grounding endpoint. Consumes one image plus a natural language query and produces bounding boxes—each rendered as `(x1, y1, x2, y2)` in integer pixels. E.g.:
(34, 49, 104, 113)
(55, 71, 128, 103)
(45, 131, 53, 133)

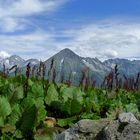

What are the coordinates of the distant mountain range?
(103, 58, 140, 77)
(0, 48, 140, 85)
(0, 55, 39, 68)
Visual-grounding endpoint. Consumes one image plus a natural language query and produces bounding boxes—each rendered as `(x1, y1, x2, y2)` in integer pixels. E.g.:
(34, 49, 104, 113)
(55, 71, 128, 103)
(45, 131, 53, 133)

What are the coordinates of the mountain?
(103, 58, 140, 77)
(23, 59, 39, 67)
(0, 55, 25, 68)
(82, 57, 110, 73)
(1, 48, 140, 85)
(0, 55, 40, 71)
(44, 48, 109, 85)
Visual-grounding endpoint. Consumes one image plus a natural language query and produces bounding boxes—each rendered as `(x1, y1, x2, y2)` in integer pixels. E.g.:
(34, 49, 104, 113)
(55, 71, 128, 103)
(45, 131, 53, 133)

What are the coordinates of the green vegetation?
(0, 74, 140, 139)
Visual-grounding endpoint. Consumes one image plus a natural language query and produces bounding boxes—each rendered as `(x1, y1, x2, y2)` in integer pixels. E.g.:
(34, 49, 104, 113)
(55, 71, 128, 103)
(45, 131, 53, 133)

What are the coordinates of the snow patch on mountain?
(82, 59, 99, 72)
(59, 58, 64, 70)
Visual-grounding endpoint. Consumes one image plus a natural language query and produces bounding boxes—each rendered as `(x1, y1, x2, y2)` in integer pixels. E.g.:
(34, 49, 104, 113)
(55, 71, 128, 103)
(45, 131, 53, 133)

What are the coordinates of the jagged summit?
(59, 48, 75, 53)
(8, 55, 25, 62)
(1, 55, 25, 67)
(53, 48, 80, 59)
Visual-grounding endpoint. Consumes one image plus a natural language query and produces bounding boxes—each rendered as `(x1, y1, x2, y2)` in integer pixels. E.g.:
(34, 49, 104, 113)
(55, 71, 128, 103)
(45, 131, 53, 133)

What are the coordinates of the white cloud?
(0, 51, 10, 59)
(0, 0, 68, 32)
(0, 17, 26, 32)
(0, 0, 68, 17)
(103, 49, 118, 59)
(54, 21, 140, 60)
(0, 19, 140, 61)
(0, 30, 57, 60)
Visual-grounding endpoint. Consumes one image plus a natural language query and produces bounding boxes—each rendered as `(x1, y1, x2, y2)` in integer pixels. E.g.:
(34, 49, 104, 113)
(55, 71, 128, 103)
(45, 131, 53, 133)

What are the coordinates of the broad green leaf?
(60, 86, 74, 102)
(20, 97, 35, 110)
(125, 103, 139, 115)
(60, 86, 84, 103)
(61, 99, 82, 116)
(16, 105, 37, 135)
(8, 104, 22, 125)
(9, 86, 24, 104)
(28, 83, 44, 99)
(73, 88, 84, 104)
(35, 99, 47, 125)
(0, 96, 12, 118)
(45, 84, 59, 105)
(57, 116, 76, 127)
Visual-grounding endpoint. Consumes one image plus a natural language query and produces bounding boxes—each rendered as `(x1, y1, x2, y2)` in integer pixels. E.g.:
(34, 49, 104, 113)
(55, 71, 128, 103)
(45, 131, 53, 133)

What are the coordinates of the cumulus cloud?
(103, 49, 118, 59)
(0, 51, 10, 59)
(54, 21, 140, 60)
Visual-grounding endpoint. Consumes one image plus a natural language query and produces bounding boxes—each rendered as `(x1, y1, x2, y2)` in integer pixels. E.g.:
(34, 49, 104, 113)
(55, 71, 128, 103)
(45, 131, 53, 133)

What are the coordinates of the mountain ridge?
(0, 48, 140, 85)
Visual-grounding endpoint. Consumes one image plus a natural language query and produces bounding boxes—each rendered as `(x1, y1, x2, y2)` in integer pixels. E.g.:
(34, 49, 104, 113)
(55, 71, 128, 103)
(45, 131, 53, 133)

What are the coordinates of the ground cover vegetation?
(0, 60, 140, 139)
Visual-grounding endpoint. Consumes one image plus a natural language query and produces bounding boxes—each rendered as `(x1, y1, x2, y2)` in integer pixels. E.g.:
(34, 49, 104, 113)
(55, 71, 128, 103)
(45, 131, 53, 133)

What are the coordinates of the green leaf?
(61, 99, 82, 116)
(60, 86, 75, 102)
(125, 103, 139, 115)
(45, 84, 59, 105)
(9, 86, 24, 104)
(14, 130, 23, 139)
(70, 99, 82, 115)
(35, 99, 47, 125)
(80, 112, 100, 120)
(57, 116, 76, 127)
(0, 96, 12, 118)
(73, 88, 84, 104)
(0, 117, 4, 127)
(28, 79, 34, 86)
(16, 105, 37, 135)
(8, 103, 22, 125)
(60, 85, 84, 104)
(20, 97, 35, 110)
(28, 83, 44, 99)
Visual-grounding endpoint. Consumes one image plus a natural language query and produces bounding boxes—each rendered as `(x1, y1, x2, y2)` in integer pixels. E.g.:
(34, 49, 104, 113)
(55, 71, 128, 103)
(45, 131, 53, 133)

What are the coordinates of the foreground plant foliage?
(0, 75, 140, 139)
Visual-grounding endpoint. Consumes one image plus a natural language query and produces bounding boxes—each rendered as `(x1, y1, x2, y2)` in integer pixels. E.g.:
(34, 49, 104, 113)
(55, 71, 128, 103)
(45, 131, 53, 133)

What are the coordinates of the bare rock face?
(96, 121, 140, 140)
(96, 112, 140, 140)
(55, 113, 140, 140)
(55, 119, 110, 140)
(118, 112, 139, 124)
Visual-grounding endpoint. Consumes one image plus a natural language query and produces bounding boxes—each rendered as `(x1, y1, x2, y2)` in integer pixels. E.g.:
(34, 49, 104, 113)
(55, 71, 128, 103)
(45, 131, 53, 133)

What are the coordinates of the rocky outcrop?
(96, 113, 140, 140)
(55, 119, 110, 140)
(118, 112, 139, 124)
(55, 112, 140, 140)
(96, 120, 140, 140)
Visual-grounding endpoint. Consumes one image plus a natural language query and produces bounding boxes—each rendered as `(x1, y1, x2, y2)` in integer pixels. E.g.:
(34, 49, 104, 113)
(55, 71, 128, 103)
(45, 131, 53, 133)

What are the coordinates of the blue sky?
(0, 0, 140, 60)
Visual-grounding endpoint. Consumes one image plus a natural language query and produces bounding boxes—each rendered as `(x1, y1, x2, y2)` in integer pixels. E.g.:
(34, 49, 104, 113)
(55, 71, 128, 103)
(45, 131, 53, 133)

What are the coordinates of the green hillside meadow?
(0, 63, 140, 139)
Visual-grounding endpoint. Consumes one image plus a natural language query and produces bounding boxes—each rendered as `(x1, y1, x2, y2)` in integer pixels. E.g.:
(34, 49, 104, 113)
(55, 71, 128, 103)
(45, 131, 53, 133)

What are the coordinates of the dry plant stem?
(24, 63, 31, 97)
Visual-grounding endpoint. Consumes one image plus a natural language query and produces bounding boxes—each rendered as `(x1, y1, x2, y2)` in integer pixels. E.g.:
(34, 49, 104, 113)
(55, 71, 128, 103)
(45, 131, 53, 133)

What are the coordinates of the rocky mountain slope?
(0, 55, 39, 69)
(44, 48, 109, 84)
(104, 58, 140, 77)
